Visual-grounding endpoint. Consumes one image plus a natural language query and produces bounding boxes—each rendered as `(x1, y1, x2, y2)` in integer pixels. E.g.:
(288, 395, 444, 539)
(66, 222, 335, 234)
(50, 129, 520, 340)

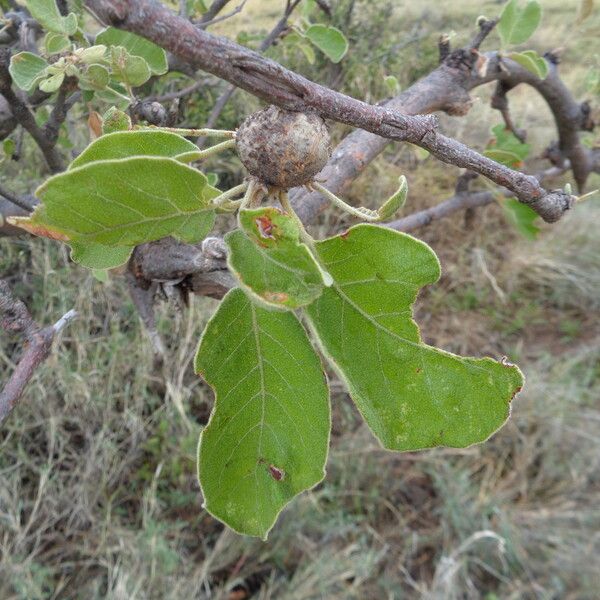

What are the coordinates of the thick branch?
(83, 0, 573, 223)
(0, 279, 77, 425)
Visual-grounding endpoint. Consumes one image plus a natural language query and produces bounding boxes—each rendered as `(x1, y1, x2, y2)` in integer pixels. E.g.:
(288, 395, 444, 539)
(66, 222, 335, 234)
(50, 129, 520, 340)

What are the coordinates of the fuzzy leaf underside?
(195, 288, 330, 539)
(225, 208, 326, 309)
(68, 130, 202, 169)
(305, 225, 523, 451)
(12, 156, 218, 247)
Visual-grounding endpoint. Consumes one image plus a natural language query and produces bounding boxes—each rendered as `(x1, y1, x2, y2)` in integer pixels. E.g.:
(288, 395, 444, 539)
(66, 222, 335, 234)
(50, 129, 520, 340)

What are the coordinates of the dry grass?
(2, 1, 600, 598)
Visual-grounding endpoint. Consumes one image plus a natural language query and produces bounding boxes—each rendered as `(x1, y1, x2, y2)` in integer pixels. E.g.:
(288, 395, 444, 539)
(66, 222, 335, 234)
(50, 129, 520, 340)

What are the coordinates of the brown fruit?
(235, 105, 330, 189)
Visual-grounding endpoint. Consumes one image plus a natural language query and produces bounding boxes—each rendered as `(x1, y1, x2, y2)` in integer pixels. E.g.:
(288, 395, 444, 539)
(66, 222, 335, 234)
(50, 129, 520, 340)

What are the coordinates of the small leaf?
(38, 71, 65, 93)
(77, 45, 108, 65)
(508, 50, 548, 79)
(13, 156, 218, 246)
(26, 0, 77, 35)
(79, 64, 110, 91)
(9, 52, 49, 92)
(96, 27, 168, 75)
(305, 224, 523, 451)
(69, 240, 133, 269)
(110, 46, 151, 88)
(497, 0, 542, 46)
(92, 269, 109, 282)
(95, 85, 131, 110)
(101, 107, 132, 134)
(384, 75, 400, 95)
(195, 287, 330, 539)
(501, 197, 540, 240)
(226, 207, 326, 309)
(304, 24, 349, 63)
(44, 32, 71, 54)
(69, 130, 203, 169)
(484, 148, 524, 167)
(3, 138, 16, 158)
(377, 176, 407, 220)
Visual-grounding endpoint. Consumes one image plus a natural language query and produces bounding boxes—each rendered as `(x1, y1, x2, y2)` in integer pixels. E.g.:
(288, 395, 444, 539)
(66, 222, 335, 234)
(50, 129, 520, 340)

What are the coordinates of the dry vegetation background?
(1, 0, 600, 598)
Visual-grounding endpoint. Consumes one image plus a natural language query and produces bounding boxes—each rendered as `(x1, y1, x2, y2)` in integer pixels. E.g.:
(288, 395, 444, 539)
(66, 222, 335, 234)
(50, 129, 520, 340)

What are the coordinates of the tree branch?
(0, 279, 77, 425)
(82, 0, 574, 223)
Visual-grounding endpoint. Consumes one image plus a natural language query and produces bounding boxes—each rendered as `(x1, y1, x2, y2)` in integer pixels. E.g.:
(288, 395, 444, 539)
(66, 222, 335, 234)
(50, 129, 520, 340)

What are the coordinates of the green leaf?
(384, 75, 400, 95)
(96, 27, 168, 75)
(69, 130, 201, 169)
(69, 240, 133, 269)
(225, 208, 326, 309)
(304, 24, 349, 63)
(8, 52, 49, 92)
(305, 224, 523, 451)
(377, 176, 407, 220)
(102, 107, 132, 134)
(485, 124, 530, 167)
(92, 268, 109, 282)
(26, 0, 77, 35)
(95, 85, 131, 110)
(110, 46, 152, 88)
(3, 138, 16, 158)
(484, 147, 524, 167)
(501, 197, 540, 240)
(195, 288, 330, 539)
(78, 64, 110, 91)
(497, 0, 542, 46)
(508, 50, 549, 79)
(38, 71, 65, 93)
(77, 45, 108, 65)
(13, 156, 218, 246)
(44, 32, 71, 54)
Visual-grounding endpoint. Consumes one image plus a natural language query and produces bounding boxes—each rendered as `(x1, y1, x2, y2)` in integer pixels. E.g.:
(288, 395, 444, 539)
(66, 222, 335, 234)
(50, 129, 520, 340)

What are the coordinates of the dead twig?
(0, 279, 77, 425)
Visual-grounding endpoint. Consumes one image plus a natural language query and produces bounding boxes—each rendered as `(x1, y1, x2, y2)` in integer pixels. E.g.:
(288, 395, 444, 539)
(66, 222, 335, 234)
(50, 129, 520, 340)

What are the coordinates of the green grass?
(2, 1, 600, 598)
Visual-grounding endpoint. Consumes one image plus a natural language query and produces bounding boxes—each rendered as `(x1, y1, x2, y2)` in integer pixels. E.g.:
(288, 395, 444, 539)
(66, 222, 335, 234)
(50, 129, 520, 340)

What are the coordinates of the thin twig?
(0, 279, 77, 425)
(198, 0, 247, 29)
(0, 182, 35, 212)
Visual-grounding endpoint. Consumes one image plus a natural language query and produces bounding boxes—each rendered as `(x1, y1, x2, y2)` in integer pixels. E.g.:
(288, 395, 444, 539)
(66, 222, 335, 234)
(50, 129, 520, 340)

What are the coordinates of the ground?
(1, 1, 599, 598)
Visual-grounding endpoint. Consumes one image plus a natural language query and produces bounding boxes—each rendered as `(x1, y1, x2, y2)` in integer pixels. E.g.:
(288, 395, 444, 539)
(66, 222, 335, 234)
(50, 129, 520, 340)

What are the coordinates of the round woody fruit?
(235, 105, 330, 189)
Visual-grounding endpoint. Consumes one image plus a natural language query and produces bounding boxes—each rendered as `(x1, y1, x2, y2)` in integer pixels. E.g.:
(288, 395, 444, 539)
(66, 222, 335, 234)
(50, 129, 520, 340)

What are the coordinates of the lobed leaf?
(195, 288, 330, 539)
(225, 208, 326, 309)
(11, 156, 218, 246)
(305, 225, 523, 451)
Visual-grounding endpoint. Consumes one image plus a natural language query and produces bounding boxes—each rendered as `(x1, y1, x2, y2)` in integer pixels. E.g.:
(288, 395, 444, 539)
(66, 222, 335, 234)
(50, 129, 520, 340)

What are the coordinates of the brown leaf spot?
(340, 229, 351, 240)
(255, 215, 275, 239)
(262, 291, 289, 304)
(269, 465, 285, 481)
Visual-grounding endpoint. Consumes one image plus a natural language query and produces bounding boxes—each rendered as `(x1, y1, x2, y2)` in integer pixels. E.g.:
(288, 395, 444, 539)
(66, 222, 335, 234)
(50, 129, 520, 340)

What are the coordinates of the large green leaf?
(96, 27, 168, 75)
(8, 52, 49, 92)
(305, 225, 523, 451)
(497, 0, 542, 46)
(196, 288, 330, 539)
(304, 24, 349, 63)
(225, 208, 326, 309)
(11, 157, 218, 246)
(69, 130, 202, 169)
